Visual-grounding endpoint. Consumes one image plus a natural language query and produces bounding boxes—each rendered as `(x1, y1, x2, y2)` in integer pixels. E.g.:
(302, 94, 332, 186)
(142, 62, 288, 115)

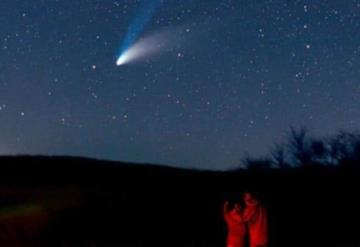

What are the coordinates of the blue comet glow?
(116, 0, 162, 65)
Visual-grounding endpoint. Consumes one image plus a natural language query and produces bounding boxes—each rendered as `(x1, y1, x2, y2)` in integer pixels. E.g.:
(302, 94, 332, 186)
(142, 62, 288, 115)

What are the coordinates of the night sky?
(1, 0, 360, 170)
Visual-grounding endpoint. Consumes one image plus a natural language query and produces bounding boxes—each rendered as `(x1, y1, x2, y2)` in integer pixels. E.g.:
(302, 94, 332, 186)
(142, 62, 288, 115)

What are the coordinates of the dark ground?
(0, 156, 359, 247)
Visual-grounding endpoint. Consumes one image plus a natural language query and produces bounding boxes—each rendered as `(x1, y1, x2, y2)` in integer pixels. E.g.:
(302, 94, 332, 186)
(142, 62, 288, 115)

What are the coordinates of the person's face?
(233, 203, 241, 212)
(243, 192, 252, 203)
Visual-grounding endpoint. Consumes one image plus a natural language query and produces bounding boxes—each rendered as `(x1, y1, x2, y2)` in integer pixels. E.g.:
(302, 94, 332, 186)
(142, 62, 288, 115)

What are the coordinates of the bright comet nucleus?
(116, 53, 128, 66)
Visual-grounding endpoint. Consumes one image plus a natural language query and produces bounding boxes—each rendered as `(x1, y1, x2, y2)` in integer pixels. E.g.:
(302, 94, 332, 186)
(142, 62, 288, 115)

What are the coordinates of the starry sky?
(1, 0, 360, 170)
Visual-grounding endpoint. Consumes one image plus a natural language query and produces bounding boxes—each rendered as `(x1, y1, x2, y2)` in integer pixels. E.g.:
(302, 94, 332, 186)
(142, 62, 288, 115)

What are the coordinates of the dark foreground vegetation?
(0, 128, 360, 246)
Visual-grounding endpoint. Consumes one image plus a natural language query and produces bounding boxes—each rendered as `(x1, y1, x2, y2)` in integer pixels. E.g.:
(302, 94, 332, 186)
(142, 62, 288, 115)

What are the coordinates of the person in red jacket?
(223, 201, 247, 247)
(242, 192, 268, 247)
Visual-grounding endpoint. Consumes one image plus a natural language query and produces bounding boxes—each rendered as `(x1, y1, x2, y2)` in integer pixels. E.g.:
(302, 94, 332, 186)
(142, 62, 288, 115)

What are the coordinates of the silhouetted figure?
(223, 201, 246, 247)
(242, 192, 268, 247)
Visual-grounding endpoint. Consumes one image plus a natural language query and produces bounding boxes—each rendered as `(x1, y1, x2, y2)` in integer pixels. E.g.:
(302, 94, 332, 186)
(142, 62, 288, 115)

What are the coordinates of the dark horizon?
(0, 154, 359, 246)
(2, 125, 360, 172)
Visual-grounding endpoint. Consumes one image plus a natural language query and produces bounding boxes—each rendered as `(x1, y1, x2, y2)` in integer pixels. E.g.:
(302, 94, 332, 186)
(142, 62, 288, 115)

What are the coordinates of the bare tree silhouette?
(239, 127, 360, 169)
(287, 126, 312, 166)
(270, 143, 288, 168)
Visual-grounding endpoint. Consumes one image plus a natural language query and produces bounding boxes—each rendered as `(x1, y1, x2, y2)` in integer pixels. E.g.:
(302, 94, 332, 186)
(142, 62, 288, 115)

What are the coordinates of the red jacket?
(224, 205, 246, 247)
(243, 199, 268, 247)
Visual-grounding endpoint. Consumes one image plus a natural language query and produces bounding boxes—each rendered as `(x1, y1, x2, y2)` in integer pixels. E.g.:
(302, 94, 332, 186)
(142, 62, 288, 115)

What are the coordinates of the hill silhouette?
(0, 155, 359, 246)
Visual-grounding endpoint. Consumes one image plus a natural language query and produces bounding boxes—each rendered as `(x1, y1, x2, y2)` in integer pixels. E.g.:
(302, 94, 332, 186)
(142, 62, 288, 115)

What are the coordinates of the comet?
(116, 0, 162, 66)
(116, 32, 168, 66)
